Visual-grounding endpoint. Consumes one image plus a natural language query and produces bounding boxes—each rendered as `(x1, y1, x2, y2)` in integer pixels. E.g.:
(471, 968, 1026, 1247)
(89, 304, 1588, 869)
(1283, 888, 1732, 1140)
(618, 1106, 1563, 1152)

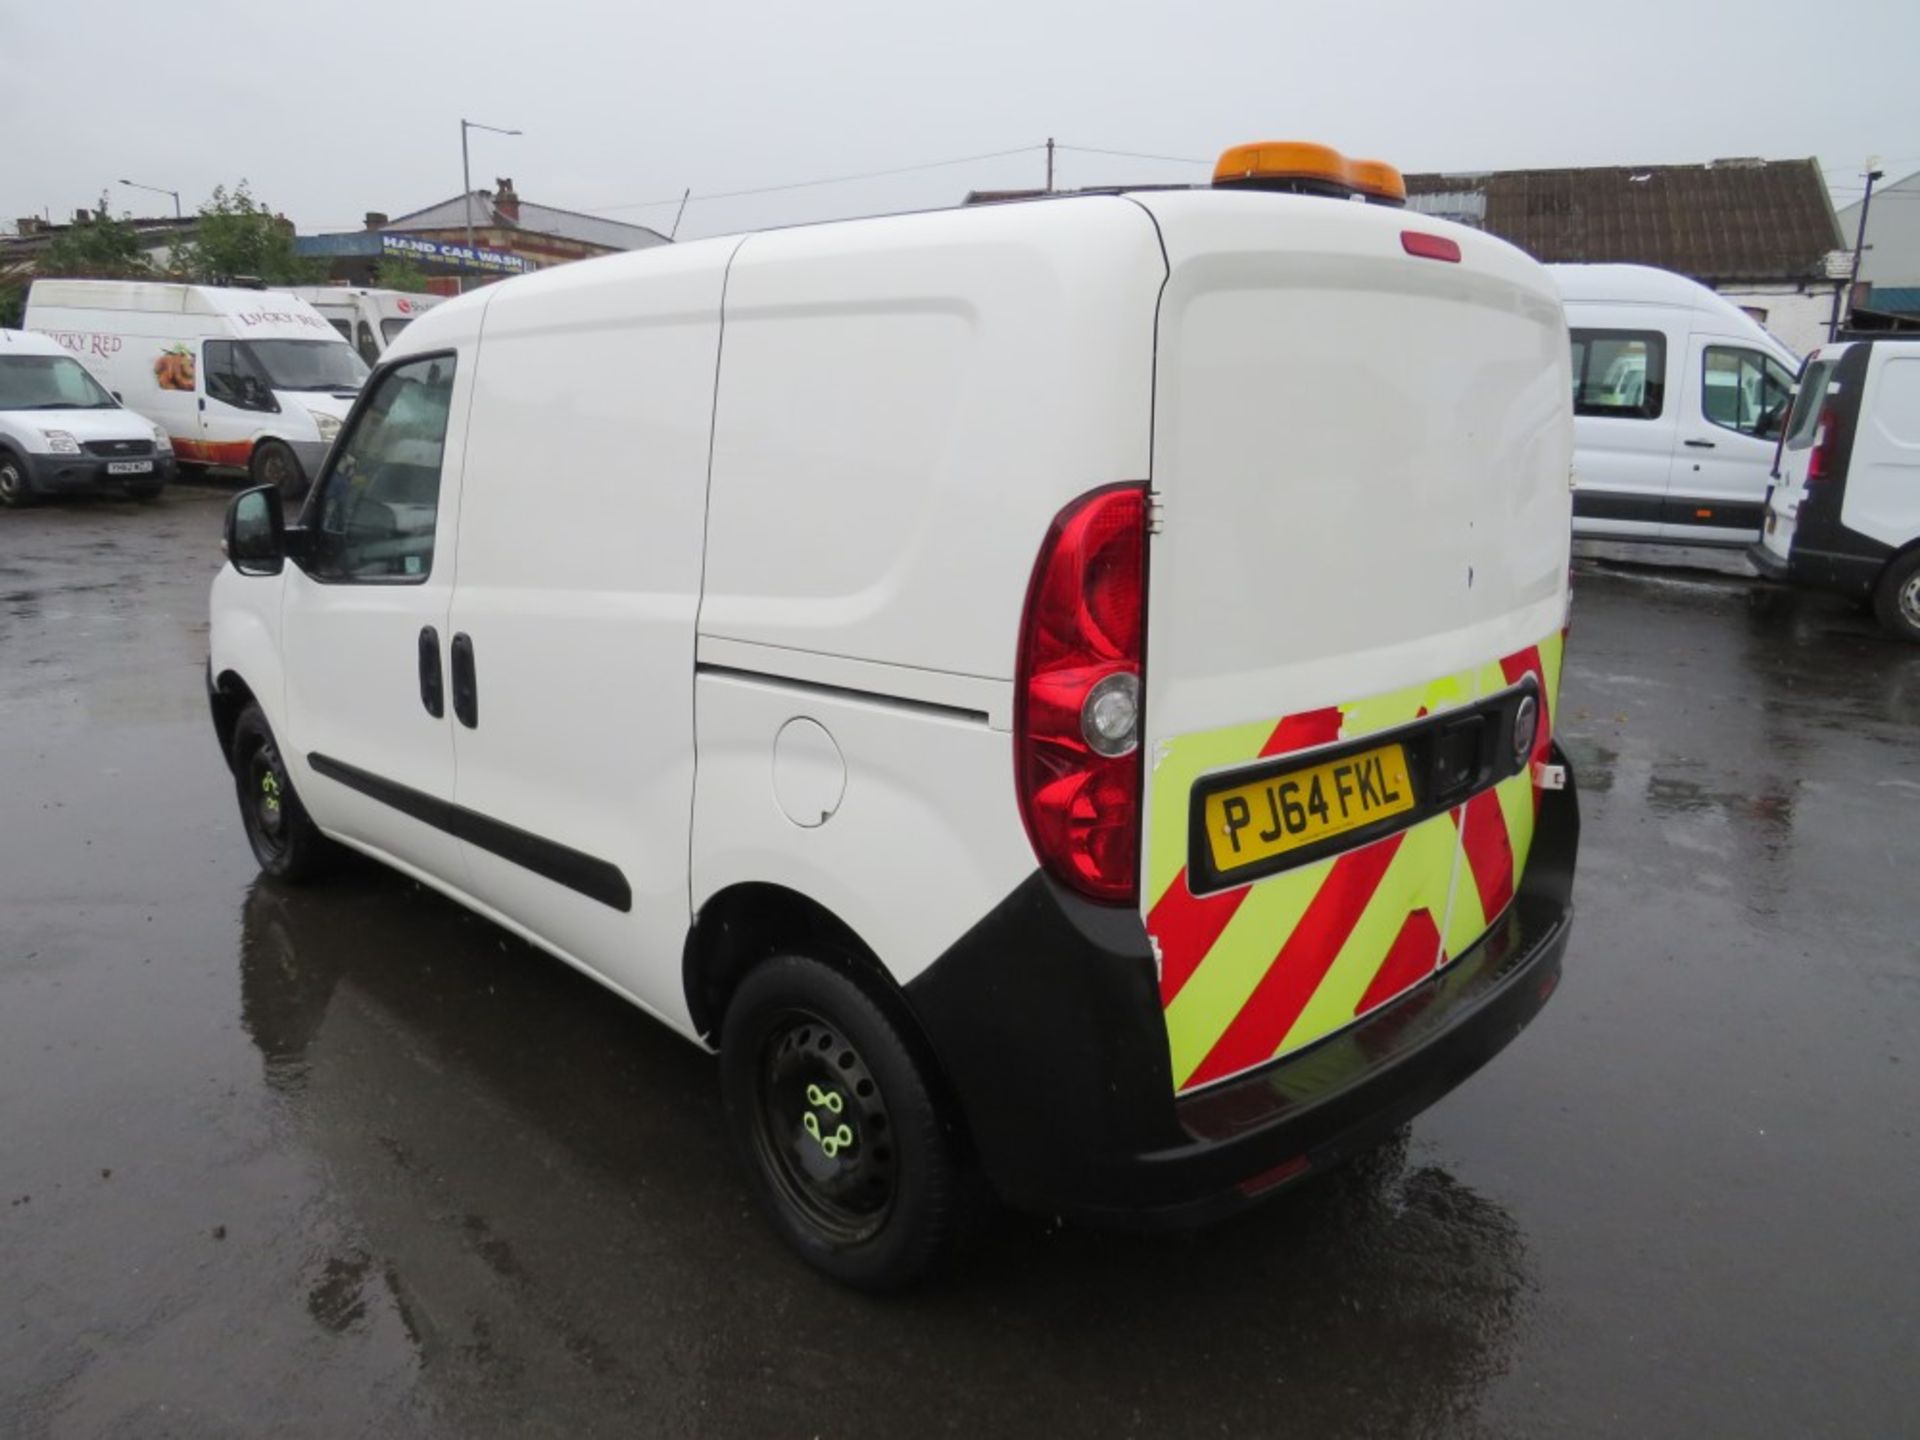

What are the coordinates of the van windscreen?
(0, 355, 119, 411)
(240, 339, 369, 392)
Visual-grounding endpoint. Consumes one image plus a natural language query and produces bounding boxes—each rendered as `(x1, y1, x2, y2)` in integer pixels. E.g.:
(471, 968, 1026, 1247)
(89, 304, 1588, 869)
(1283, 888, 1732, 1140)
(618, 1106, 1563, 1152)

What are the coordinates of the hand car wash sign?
(380, 233, 531, 276)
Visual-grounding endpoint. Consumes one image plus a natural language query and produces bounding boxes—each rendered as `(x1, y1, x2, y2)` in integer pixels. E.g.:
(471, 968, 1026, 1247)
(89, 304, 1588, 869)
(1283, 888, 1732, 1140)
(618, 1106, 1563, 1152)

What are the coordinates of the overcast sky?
(3, 0, 1913, 243)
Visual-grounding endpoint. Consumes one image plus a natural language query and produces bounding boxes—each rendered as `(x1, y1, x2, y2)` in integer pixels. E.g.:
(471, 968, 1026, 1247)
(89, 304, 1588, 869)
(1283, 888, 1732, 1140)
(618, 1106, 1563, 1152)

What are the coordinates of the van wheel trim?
(1899, 572, 1920, 630)
(0, 458, 30, 508)
(251, 440, 303, 501)
(751, 1009, 897, 1245)
(242, 736, 293, 863)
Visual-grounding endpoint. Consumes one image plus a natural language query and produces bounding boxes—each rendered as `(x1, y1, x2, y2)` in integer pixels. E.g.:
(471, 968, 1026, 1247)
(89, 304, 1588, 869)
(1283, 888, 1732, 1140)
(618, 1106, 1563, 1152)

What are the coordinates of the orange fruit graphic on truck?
(154, 345, 196, 392)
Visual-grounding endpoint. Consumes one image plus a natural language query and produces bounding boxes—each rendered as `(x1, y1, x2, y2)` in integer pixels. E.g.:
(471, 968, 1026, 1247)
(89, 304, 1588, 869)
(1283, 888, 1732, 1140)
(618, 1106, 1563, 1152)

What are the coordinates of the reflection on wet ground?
(3, 497, 1917, 1438)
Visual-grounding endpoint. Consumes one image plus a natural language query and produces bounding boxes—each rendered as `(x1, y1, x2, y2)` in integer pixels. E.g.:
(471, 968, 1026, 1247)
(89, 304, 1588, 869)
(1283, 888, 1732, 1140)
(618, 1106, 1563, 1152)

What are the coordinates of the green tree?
(0, 282, 24, 329)
(370, 255, 430, 293)
(170, 181, 319, 285)
(37, 214, 152, 279)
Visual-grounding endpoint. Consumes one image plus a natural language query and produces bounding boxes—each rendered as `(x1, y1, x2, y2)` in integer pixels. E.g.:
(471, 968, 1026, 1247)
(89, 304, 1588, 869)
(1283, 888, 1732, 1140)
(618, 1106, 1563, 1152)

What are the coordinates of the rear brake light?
(1806, 406, 1838, 484)
(1015, 484, 1149, 904)
(1401, 231, 1461, 263)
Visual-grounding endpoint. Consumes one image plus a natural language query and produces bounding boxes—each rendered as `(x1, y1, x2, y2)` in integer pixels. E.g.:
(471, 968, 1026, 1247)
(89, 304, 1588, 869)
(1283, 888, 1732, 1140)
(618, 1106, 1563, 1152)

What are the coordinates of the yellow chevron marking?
(1281, 810, 1457, 1051)
(1163, 853, 1328, 1088)
(1147, 715, 1282, 906)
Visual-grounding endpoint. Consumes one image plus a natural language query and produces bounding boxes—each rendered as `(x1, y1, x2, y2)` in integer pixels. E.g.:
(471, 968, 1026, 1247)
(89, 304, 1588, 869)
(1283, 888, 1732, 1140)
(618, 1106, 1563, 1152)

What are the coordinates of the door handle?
(417, 626, 444, 718)
(1684, 438, 1716, 449)
(449, 632, 478, 729)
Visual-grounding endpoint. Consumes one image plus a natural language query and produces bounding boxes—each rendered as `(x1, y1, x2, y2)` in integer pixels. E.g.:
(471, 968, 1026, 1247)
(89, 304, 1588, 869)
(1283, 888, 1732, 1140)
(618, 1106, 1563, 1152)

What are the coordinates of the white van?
(206, 143, 1582, 1288)
(288, 286, 445, 367)
(0, 328, 176, 506)
(1752, 338, 1920, 640)
(25, 279, 368, 498)
(1552, 264, 1800, 546)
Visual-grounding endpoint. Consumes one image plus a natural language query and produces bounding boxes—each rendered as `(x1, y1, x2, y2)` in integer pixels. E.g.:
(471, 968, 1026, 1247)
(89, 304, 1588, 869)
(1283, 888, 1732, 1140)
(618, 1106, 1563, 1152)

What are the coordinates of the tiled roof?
(1404, 159, 1844, 283)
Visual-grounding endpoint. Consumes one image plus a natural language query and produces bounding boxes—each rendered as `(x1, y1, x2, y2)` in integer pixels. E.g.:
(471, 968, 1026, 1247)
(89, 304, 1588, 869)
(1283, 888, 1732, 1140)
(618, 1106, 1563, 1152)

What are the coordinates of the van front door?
(200, 339, 274, 470)
(1664, 338, 1795, 543)
(1569, 325, 1675, 538)
(280, 350, 471, 886)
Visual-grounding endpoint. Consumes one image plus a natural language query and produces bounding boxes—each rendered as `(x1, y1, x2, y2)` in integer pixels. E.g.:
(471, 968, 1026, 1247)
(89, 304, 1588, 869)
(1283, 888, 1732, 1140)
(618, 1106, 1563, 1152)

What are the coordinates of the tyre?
(229, 704, 338, 881)
(1872, 550, 1920, 644)
(0, 454, 35, 508)
(250, 439, 306, 502)
(721, 953, 961, 1291)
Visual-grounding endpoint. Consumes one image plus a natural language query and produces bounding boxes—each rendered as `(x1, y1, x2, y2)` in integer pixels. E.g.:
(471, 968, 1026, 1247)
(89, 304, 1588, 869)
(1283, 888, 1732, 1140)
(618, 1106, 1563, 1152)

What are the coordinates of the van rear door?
(1129, 190, 1572, 1095)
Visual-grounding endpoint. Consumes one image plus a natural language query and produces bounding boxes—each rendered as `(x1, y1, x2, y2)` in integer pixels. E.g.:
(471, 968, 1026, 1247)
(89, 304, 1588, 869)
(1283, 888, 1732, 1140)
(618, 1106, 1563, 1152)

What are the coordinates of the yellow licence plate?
(1202, 742, 1416, 875)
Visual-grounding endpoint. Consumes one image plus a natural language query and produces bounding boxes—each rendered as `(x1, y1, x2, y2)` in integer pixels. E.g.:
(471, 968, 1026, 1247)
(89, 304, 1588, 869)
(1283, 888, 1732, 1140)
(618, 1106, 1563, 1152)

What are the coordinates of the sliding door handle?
(417, 626, 444, 718)
(1684, 438, 1717, 449)
(449, 632, 478, 729)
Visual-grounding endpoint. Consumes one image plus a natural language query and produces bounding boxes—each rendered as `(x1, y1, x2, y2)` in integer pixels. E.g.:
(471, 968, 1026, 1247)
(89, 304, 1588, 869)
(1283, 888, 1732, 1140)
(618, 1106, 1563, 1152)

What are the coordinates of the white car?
(1553, 263, 1800, 545)
(1752, 337, 1920, 640)
(0, 328, 175, 506)
(207, 140, 1582, 1288)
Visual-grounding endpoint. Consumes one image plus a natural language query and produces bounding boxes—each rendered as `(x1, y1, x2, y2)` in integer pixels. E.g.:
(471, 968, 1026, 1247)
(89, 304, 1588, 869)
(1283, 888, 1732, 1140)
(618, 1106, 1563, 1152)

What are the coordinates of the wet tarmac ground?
(3, 488, 1917, 1439)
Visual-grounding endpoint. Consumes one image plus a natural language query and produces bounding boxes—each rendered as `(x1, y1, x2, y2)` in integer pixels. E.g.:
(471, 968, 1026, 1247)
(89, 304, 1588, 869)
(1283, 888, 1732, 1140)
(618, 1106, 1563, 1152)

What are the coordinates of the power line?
(1055, 143, 1212, 166)
(583, 144, 1046, 215)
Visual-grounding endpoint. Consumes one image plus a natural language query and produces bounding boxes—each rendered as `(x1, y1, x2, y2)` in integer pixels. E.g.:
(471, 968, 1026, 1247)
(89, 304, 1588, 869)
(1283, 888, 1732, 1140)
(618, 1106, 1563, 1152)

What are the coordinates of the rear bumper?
(22, 451, 175, 494)
(906, 746, 1579, 1226)
(1746, 540, 1882, 597)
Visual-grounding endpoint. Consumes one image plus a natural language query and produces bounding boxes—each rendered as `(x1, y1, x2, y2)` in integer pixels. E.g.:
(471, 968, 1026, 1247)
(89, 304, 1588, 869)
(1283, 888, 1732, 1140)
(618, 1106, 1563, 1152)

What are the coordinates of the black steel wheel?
(721, 953, 961, 1290)
(752, 1009, 899, 1244)
(229, 704, 337, 882)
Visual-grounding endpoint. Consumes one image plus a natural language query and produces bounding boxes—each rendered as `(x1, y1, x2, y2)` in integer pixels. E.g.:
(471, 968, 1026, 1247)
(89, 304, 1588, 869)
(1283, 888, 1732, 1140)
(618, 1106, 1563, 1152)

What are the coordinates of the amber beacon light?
(1345, 158, 1407, 207)
(1211, 141, 1356, 198)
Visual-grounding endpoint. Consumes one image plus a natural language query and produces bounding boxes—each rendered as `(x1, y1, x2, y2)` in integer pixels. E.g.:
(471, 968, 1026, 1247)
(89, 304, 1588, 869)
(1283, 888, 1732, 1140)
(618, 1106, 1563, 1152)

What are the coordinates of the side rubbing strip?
(307, 753, 634, 913)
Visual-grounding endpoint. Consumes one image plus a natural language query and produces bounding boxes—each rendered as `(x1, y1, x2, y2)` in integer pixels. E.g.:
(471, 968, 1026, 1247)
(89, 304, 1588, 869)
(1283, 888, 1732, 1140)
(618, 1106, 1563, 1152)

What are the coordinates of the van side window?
(303, 354, 455, 584)
(1703, 346, 1795, 439)
(204, 340, 275, 412)
(1569, 329, 1665, 420)
(355, 320, 380, 367)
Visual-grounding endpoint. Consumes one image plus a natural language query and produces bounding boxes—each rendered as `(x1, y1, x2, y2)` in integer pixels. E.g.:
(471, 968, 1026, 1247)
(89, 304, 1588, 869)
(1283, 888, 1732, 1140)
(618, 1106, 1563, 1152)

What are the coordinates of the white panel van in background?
(1753, 338, 1920, 640)
(288, 287, 446, 367)
(1552, 264, 1800, 546)
(24, 280, 368, 498)
(206, 142, 1582, 1289)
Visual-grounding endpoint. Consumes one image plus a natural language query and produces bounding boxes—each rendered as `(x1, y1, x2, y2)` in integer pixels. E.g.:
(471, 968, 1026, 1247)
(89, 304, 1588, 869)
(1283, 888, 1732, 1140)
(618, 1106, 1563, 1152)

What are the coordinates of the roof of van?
(27, 278, 329, 322)
(1548, 262, 1795, 356)
(0, 327, 71, 357)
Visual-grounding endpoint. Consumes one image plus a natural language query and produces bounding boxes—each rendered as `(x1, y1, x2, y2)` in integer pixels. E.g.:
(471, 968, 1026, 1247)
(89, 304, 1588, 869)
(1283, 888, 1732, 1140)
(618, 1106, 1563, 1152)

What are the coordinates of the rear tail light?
(1014, 484, 1149, 904)
(1806, 406, 1838, 484)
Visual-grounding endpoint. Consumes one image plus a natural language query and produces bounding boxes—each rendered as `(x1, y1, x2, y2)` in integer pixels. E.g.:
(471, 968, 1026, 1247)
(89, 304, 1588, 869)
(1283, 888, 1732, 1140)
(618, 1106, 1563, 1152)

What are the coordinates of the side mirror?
(225, 486, 286, 576)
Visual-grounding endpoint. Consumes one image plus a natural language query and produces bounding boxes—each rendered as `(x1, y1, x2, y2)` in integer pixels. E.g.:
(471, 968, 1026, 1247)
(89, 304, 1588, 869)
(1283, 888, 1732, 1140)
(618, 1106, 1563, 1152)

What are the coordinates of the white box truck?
(287, 286, 445, 366)
(25, 280, 368, 497)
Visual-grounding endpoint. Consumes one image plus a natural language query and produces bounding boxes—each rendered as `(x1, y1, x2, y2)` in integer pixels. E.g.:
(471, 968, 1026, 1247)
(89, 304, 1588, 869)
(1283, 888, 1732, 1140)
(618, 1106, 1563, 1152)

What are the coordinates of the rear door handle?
(417, 626, 444, 718)
(449, 632, 478, 729)
(1684, 438, 1716, 449)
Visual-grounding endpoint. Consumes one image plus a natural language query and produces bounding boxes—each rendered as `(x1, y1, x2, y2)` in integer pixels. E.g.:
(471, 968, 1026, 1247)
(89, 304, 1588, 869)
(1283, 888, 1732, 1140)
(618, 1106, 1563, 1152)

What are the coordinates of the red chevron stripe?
(1457, 788, 1515, 921)
(1182, 832, 1406, 1089)
(1151, 706, 1342, 1006)
(1353, 908, 1443, 1017)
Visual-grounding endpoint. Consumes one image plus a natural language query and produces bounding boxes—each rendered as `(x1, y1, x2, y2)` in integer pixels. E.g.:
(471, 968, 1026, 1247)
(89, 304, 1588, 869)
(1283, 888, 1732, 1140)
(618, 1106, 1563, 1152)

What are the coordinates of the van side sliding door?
(442, 244, 738, 1033)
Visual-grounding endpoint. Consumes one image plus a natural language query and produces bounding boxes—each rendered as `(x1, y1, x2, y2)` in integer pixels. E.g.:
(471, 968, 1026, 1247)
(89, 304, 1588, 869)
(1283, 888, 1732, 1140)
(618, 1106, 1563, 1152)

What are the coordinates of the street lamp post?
(460, 119, 522, 290)
(1834, 161, 1885, 341)
(118, 178, 182, 219)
